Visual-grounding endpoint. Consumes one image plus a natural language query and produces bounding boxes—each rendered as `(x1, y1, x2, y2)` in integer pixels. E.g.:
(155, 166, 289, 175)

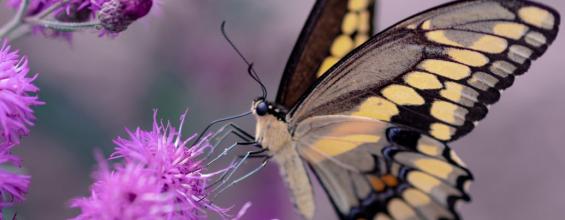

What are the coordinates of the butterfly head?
(251, 98, 287, 121)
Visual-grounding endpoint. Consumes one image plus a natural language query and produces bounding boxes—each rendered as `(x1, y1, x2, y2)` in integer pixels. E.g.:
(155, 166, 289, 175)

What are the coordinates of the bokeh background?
(1, 0, 564, 219)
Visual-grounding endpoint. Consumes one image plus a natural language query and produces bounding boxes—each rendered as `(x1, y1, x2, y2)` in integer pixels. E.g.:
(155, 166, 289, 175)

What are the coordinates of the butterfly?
(243, 0, 559, 219)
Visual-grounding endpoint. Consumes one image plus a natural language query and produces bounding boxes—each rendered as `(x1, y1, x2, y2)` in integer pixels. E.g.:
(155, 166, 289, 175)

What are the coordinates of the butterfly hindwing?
(294, 116, 472, 219)
(288, 0, 559, 142)
(276, 0, 376, 109)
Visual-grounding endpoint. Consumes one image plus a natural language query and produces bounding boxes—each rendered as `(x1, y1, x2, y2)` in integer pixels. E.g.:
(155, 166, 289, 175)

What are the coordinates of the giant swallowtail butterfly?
(237, 0, 559, 219)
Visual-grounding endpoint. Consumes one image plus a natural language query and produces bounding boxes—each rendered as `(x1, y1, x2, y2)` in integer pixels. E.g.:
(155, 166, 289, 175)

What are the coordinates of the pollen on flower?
(0, 41, 43, 145)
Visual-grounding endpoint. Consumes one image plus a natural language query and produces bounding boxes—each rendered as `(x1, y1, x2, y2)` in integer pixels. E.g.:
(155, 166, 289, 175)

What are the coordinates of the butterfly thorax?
(251, 99, 290, 153)
(251, 99, 316, 219)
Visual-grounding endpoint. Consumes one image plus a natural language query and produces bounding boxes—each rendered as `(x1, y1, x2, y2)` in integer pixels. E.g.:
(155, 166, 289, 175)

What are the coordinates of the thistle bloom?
(70, 162, 174, 220)
(0, 145, 30, 210)
(0, 41, 42, 145)
(70, 112, 238, 220)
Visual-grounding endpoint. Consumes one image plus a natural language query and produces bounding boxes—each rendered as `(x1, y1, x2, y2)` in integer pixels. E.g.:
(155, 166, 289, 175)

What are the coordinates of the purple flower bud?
(97, 0, 152, 33)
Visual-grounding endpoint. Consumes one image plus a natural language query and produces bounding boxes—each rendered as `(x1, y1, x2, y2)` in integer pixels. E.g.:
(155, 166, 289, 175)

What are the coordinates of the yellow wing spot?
(342, 12, 359, 34)
(519, 6, 555, 30)
(450, 150, 467, 167)
(421, 20, 432, 30)
(525, 31, 546, 47)
(490, 61, 516, 78)
(447, 48, 489, 67)
(310, 135, 381, 162)
(493, 22, 529, 40)
(403, 71, 443, 90)
(429, 123, 455, 141)
(331, 35, 354, 57)
(508, 45, 533, 64)
(354, 34, 369, 47)
(426, 31, 463, 47)
(440, 82, 479, 107)
(388, 199, 417, 220)
(464, 180, 472, 192)
(427, 31, 508, 54)
(431, 101, 468, 126)
(374, 214, 392, 220)
(368, 175, 386, 192)
(358, 10, 370, 33)
(470, 34, 508, 54)
(419, 59, 471, 80)
(414, 159, 455, 179)
(381, 84, 425, 106)
(406, 24, 417, 30)
(403, 188, 432, 207)
(467, 72, 498, 91)
(417, 137, 445, 157)
(352, 97, 399, 121)
(317, 56, 339, 77)
(408, 171, 441, 193)
(348, 0, 369, 11)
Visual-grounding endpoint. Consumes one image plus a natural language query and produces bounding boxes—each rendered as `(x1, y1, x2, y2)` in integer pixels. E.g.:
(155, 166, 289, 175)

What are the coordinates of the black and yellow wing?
(275, 0, 377, 109)
(285, 0, 559, 219)
(289, 0, 559, 142)
(294, 115, 471, 219)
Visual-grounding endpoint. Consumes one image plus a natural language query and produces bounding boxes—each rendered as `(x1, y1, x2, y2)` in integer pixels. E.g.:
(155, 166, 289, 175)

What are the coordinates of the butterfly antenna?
(221, 21, 268, 99)
(193, 111, 252, 145)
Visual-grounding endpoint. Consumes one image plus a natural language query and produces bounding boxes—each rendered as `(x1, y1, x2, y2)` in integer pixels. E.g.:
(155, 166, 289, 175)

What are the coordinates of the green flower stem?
(0, 0, 30, 39)
(1, 0, 100, 41)
(24, 19, 101, 32)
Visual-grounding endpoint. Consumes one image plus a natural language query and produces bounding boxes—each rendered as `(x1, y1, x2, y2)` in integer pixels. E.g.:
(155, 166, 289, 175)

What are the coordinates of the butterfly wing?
(275, 0, 377, 109)
(285, 0, 559, 219)
(294, 115, 471, 219)
(289, 0, 559, 142)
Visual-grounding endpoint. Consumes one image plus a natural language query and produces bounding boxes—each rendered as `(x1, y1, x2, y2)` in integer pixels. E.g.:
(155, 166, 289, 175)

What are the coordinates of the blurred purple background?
(1, 0, 564, 219)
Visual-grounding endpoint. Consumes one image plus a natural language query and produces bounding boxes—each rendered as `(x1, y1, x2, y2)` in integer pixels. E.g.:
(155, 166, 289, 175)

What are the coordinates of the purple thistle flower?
(0, 41, 43, 145)
(70, 111, 241, 220)
(70, 162, 174, 220)
(0, 145, 30, 209)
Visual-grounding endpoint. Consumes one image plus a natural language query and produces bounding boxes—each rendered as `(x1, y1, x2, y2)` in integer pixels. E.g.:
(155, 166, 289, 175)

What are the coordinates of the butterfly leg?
(205, 123, 259, 161)
(214, 154, 270, 197)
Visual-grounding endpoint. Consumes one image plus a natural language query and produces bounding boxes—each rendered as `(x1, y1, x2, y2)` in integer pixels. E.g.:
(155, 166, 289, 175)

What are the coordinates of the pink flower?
(70, 162, 174, 220)
(70, 112, 238, 220)
(0, 145, 30, 209)
(0, 41, 43, 145)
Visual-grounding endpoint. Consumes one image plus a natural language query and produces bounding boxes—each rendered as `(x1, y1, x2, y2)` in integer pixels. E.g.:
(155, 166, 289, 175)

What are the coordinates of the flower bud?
(97, 0, 152, 33)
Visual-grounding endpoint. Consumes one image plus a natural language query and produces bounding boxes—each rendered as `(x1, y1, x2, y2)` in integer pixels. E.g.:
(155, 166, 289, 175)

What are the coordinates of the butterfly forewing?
(288, 0, 559, 142)
(276, 0, 377, 109)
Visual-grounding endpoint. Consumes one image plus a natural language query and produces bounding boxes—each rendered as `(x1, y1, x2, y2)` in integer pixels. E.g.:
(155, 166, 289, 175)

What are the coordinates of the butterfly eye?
(256, 102, 269, 116)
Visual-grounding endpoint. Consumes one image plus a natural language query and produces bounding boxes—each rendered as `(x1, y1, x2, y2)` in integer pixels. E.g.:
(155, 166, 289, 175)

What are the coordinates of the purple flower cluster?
(6, 0, 153, 36)
(0, 41, 42, 213)
(70, 112, 235, 220)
